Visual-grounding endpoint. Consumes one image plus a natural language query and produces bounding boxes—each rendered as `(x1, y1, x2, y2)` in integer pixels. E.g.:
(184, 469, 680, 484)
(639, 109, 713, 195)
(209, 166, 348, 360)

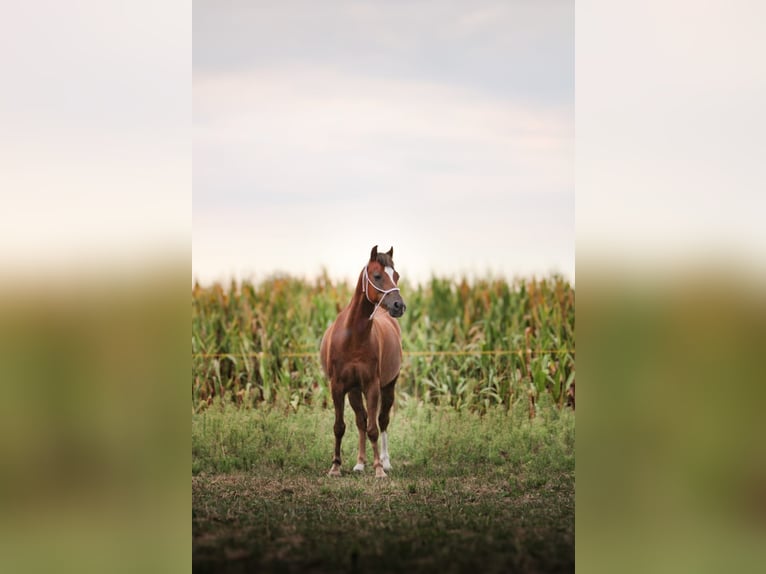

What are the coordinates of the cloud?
(192, 1, 574, 283)
(194, 67, 572, 207)
(193, 66, 573, 282)
(193, 0, 573, 105)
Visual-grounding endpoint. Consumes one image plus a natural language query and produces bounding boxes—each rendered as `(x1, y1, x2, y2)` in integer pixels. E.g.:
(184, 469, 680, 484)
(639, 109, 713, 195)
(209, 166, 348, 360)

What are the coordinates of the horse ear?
(386, 246, 394, 258)
(370, 245, 378, 260)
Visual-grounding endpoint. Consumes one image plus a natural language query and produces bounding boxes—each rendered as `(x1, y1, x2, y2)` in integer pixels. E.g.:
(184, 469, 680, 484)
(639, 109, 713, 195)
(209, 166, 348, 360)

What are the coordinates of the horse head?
(364, 245, 406, 318)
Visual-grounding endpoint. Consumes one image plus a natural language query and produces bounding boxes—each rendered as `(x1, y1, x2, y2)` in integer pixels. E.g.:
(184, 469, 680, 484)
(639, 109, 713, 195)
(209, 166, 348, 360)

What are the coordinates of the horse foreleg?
(348, 387, 367, 472)
(378, 377, 397, 472)
(365, 384, 386, 478)
(329, 384, 346, 477)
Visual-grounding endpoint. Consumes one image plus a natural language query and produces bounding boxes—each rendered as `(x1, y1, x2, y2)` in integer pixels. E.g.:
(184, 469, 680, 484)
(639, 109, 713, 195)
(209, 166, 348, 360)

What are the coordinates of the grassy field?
(192, 398, 575, 573)
(192, 274, 575, 572)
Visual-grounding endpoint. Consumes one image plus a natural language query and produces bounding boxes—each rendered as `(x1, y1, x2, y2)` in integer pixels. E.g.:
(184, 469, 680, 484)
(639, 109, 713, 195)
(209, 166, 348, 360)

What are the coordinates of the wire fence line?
(192, 349, 576, 359)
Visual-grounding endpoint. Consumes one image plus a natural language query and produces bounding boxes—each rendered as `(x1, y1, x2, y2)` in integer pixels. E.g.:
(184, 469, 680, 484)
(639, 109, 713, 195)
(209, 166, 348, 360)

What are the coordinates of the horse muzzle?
(388, 297, 406, 318)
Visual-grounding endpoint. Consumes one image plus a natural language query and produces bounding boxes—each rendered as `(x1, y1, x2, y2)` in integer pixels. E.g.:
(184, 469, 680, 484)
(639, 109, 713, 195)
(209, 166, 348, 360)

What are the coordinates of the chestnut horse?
(320, 246, 406, 478)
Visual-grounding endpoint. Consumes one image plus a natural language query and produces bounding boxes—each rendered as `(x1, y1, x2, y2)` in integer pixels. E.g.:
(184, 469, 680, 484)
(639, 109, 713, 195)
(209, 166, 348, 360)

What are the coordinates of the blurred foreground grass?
(0, 263, 189, 574)
(577, 262, 766, 573)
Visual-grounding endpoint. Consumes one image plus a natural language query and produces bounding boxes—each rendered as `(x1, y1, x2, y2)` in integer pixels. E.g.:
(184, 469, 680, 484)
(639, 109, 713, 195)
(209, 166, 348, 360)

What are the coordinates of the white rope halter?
(361, 265, 400, 320)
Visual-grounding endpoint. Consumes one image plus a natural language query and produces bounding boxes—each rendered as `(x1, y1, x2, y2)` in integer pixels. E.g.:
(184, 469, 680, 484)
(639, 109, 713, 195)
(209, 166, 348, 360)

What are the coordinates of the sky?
(193, 0, 573, 285)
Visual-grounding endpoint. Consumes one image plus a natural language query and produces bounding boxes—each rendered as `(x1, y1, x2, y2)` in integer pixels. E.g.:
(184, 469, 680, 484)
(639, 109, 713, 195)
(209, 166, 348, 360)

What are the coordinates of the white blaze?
(384, 266, 395, 285)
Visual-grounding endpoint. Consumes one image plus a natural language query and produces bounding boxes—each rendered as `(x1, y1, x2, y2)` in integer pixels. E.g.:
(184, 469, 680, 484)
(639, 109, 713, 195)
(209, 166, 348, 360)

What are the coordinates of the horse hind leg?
(348, 387, 367, 472)
(328, 383, 346, 477)
(378, 377, 397, 472)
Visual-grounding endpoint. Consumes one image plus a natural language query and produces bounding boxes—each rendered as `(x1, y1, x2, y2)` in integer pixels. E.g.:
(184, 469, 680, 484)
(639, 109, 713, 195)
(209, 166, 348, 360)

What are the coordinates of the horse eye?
(374, 274, 382, 281)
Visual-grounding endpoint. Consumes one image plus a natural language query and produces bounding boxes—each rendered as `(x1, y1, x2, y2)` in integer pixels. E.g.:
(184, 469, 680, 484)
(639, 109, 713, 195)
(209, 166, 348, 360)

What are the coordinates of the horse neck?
(346, 270, 376, 336)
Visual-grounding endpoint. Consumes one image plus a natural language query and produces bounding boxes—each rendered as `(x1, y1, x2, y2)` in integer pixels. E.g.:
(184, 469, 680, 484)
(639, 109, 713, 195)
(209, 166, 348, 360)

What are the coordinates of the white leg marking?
(353, 462, 365, 472)
(380, 431, 392, 471)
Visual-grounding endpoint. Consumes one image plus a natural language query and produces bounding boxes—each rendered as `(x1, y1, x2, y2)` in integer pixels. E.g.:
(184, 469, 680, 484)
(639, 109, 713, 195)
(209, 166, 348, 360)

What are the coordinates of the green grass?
(192, 398, 574, 573)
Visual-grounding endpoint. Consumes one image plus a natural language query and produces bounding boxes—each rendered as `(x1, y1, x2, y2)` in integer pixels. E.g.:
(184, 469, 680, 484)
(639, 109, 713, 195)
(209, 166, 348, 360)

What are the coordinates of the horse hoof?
(328, 467, 341, 477)
(382, 459, 392, 472)
(353, 463, 365, 472)
(375, 468, 388, 479)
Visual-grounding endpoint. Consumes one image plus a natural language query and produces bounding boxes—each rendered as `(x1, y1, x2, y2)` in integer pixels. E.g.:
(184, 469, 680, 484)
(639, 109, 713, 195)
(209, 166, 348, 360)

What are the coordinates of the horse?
(320, 245, 406, 478)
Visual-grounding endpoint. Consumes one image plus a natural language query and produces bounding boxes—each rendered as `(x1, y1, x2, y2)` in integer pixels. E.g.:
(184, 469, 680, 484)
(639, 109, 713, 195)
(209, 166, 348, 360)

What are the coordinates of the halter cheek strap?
(362, 266, 400, 320)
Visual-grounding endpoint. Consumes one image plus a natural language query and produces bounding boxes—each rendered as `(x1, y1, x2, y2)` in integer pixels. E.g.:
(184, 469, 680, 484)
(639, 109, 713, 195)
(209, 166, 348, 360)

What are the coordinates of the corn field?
(192, 273, 575, 414)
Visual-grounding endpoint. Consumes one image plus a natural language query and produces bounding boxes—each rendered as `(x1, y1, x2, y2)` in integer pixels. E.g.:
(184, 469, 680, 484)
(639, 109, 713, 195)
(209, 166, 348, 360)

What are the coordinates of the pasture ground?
(192, 399, 575, 573)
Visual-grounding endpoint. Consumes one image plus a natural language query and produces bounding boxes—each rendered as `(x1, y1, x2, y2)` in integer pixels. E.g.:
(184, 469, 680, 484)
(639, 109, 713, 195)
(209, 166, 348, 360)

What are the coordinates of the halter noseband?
(362, 265, 400, 320)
